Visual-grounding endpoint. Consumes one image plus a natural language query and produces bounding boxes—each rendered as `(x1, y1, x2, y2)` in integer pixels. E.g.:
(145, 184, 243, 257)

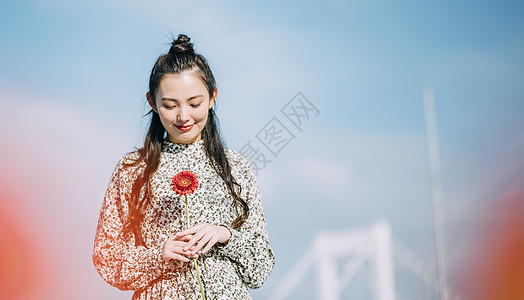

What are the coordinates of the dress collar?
(162, 138, 205, 155)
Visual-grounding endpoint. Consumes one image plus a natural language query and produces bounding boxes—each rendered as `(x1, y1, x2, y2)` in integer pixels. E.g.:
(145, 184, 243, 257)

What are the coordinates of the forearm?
(93, 234, 172, 291)
(216, 225, 275, 288)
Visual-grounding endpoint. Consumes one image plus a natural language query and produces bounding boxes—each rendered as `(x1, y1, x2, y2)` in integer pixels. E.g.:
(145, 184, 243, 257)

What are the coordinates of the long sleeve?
(92, 157, 173, 291)
(94, 142, 274, 299)
(216, 153, 275, 289)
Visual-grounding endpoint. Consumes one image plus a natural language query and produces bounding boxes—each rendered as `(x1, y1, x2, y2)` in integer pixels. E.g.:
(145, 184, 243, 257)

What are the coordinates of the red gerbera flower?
(170, 170, 206, 299)
(171, 171, 199, 196)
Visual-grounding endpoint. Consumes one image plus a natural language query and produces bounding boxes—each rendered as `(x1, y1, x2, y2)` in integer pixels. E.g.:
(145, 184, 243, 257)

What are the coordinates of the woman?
(93, 34, 275, 300)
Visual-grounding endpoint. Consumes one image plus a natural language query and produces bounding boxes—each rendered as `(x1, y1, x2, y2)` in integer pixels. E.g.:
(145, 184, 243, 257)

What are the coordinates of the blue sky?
(1, 0, 523, 299)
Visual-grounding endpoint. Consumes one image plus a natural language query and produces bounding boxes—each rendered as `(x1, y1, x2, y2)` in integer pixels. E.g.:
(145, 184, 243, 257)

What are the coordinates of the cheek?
(194, 108, 210, 122)
(156, 111, 175, 130)
(158, 109, 175, 122)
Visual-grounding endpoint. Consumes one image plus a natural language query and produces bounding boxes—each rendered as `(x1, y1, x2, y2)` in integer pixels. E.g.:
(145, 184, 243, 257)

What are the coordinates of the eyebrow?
(161, 95, 204, 102)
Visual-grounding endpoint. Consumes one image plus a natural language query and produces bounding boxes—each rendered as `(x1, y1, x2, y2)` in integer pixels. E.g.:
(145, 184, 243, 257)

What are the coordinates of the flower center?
(180, 178, 191, 187)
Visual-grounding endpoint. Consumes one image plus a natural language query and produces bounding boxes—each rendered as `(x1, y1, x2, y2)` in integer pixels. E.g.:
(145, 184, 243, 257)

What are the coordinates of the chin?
(169, 134, 199, 144)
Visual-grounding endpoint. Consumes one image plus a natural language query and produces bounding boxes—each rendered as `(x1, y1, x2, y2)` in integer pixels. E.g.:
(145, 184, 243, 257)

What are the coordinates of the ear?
(209, 87, 218, 109)
(146, 92, 158, 113)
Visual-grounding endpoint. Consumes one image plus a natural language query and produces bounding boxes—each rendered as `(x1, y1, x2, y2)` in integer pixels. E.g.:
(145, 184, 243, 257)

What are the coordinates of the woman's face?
(147, 71, 216, 144)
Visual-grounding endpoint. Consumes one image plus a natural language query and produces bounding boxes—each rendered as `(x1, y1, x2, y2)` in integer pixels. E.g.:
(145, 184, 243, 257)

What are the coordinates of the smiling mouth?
(175, 124, 194, 132)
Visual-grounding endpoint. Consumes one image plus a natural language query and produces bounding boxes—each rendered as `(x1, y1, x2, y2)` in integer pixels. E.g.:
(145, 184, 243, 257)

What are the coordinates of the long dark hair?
(123, 34, 249, 245)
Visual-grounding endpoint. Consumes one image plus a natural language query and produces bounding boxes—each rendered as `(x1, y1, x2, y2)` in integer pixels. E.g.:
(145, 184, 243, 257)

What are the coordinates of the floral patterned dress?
(93, 139, 275, 300)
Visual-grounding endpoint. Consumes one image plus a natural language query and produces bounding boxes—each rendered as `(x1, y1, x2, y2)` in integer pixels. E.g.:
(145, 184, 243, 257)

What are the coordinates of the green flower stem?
(185, 195, 189, 229)
(185, 194, 206, 300)
(193, 258, 206, 300)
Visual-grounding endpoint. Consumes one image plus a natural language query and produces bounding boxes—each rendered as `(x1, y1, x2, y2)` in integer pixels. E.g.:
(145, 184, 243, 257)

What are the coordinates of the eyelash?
(163, 104, 201, 109)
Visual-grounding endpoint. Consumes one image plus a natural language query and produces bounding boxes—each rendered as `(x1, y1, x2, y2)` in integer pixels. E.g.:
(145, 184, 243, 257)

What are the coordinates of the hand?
(161, 234, 199, 262)
(176, 224, 231, 256)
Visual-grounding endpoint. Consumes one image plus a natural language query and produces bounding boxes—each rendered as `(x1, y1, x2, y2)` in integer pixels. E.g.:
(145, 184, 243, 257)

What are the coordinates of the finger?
(201, 235, 219, 254)
(191, 232, 215, 254)
(168, 240, 189, 247)
(163, 236, 202, 262)
(176, 228, 196, 237)
(175, 250, 198, 259)
(166, 241, 193, 255)
(176, 224, 206, 237)
(174, 234, 193, 242)
(163, 246, 191, 262)
(170, 253, 191, 262)
(169, 234, 194, 245)
(183, 226, 211, 251)
(175, 253, 190, 262)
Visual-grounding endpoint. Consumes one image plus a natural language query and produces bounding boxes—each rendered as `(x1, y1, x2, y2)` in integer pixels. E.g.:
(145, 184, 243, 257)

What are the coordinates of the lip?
(175, 124, 194, 132)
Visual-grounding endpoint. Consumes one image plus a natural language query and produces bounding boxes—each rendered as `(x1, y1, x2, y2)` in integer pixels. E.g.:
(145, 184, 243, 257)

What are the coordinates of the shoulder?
(111, 150, 144, 177)
(225, 149, 251, 171)
(120, 150, 141, 165)
(225, 149, 258, 183)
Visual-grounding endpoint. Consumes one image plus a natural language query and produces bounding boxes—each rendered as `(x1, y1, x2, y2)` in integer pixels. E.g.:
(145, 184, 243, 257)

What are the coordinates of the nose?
(176, 105, 191, 123)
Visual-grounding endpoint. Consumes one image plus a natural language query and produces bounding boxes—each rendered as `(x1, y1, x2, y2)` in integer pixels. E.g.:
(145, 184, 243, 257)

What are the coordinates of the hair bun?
(169, 34, 195, 54)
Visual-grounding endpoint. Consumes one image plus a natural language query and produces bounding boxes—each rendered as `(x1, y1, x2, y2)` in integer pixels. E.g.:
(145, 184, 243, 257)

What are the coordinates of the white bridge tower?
(268, 221, 395, 300)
